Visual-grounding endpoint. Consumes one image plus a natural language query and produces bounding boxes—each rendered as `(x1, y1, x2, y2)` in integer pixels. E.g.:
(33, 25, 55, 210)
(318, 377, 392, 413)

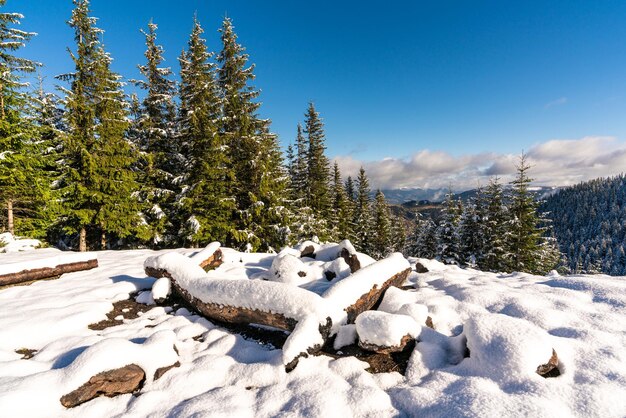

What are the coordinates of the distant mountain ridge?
(380, 186, 558, 204)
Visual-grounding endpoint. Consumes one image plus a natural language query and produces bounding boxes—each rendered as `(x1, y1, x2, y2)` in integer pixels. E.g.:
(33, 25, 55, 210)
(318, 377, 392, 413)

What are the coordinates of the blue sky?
(10, 0, 626, 189)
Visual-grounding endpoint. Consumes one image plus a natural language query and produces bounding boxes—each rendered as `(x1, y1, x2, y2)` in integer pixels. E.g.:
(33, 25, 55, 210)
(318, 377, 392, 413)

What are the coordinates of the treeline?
(405, 155, 561, 275)
(541, 174, 626, 275)
(0, 0, 403, 256)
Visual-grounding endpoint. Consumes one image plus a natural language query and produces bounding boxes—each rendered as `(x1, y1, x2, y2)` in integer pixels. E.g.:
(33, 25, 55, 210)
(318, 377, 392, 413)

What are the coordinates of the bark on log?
(60, 364, 145, 408)
(359, 334, 414, 354)
(199, 248, 223, 270)
(0, 259, 98, 287)
(344, 268, 412, 324)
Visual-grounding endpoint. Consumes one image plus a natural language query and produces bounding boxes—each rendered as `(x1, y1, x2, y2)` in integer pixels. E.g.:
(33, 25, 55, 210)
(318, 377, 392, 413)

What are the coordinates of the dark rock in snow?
(414, 262, 429, 273)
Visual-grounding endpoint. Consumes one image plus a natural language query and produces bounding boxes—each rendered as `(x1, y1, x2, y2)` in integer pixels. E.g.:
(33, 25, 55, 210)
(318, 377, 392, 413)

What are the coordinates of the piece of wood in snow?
(0, 259, 98, 287)
(343, 267, 412, 324)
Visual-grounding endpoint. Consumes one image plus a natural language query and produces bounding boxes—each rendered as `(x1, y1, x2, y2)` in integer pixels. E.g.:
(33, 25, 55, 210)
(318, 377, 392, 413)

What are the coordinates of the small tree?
(370, 189, 392, 259)
(352, 167, 372, 253)
(437, 189, 461, 264)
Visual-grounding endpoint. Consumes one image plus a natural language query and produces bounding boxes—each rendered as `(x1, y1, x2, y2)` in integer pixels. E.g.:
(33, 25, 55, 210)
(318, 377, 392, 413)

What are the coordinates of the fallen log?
(60, 364, 145, 408)
(143, 249, 411, 369)
(343, 268, 412, 324)
(0, 258, 98, 287)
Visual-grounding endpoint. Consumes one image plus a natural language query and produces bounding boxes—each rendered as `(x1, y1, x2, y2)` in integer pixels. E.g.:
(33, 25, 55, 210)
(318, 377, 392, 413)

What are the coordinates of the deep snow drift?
(0, 246, 625, 417)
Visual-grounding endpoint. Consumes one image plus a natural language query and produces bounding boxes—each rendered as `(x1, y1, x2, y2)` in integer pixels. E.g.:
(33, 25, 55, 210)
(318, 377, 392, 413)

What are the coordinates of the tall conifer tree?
(0, 1, 40, 236)
(481, 177, 510, 271)
(178, 18, 235, 246)
(58, 0, 139, 250)
(218, 17, 288, 250)
(133, 20, 179, 245)
(353, 167, 372, 252)
(331, 161, 352, 240)
(304, 102, 331, 216)
(370, 189, 392, 259)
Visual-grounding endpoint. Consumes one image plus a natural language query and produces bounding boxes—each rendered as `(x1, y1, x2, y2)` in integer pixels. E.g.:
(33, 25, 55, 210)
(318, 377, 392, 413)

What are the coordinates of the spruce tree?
(132, 20, 179, 245)
(458, 189, 485, 267)
(353, 167, 372, 253)
(390, 215, 407, 254)
(480, 177, 510, 272)
(177, 17, 235, 246)
(437, 189, 461, 264)
(58, 0, 139, 250)
(508, 153, 559, 273)
(330, 161, 352, 240)
(0, 1, 40, 236)
(218, 17, 288, 251)
(407, 216, 437, 259)
(27, 77, 65, 238)
(304, 102, 331, 216)
(292, 123, 308, 202)
(370, 189, 392, 259)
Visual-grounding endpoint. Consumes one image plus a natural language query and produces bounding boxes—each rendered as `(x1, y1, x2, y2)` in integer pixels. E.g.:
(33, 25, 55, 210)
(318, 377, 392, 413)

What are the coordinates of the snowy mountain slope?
(0, 248, 625, 417)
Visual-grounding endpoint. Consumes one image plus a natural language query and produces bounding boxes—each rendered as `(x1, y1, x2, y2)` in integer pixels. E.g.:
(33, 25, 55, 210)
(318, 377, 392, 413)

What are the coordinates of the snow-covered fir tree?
(0, 1, 41, 236)
(57, 0, 140, 251)
(352, 167, 372, 253)
(407, 216, 438, 259)
(458, 187, 485, 267)
(480, 177, 510, 272)
(27, 76, 65, 238)
(330, 161, 352, 241)
(177, 17, 235, 247)
(507, 153, 558, 274)
(132, 20, 180, 246)
(218, 17, 289, 251)
(304, 103, 331, 217)
(436, 189, 462, 264)
(370, 189, 392, 259)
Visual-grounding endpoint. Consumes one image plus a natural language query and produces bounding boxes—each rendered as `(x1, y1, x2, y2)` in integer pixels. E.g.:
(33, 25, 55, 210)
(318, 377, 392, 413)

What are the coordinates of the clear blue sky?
(10, 0, 626, 164)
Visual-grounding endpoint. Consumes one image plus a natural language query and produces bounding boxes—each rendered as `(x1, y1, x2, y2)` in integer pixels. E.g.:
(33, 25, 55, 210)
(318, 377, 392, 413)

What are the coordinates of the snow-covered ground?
(1, 247, 625, 417)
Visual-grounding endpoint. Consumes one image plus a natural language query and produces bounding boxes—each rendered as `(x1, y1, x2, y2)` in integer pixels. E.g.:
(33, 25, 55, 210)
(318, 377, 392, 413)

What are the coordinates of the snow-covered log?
(0, 254, 98, 286)
(143, 246, 412, 367)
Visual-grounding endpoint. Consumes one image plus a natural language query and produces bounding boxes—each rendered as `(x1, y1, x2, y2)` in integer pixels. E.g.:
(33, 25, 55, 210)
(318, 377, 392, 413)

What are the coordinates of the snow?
(0, 232, 42, 253)
(1, 246, 626, 417)
(333, 324, 357, 350)
(189, 241, 220, 264)
(355, 311, 420, 347)
(151, 277, 171, 301)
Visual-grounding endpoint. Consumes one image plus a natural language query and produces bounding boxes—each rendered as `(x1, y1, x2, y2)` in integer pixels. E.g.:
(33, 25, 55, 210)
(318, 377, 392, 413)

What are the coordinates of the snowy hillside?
(1, 247, 625, 417)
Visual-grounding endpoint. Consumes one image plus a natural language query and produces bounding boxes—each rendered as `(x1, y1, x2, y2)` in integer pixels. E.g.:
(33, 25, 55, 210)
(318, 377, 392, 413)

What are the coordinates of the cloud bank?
(334, 136, 626, 191)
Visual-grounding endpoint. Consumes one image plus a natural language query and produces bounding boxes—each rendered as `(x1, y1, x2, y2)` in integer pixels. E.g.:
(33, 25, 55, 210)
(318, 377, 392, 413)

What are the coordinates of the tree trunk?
(100, 231, 107, 250)
(7, 199, 14, 236)
(79, 227, 87, 252)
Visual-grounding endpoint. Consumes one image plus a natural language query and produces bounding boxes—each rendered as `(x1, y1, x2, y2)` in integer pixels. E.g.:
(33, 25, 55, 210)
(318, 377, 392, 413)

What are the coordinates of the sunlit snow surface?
(0, 249, 625, 417)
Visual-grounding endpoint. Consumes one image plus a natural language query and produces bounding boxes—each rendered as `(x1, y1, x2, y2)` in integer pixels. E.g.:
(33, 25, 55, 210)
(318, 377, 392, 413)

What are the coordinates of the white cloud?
(334, 136, 626, 191)
(544, 97, 568, 109)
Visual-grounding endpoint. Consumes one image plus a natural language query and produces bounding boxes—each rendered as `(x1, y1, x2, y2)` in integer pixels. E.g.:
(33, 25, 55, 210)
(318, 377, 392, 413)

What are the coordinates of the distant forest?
(541, 174, 626, 275)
